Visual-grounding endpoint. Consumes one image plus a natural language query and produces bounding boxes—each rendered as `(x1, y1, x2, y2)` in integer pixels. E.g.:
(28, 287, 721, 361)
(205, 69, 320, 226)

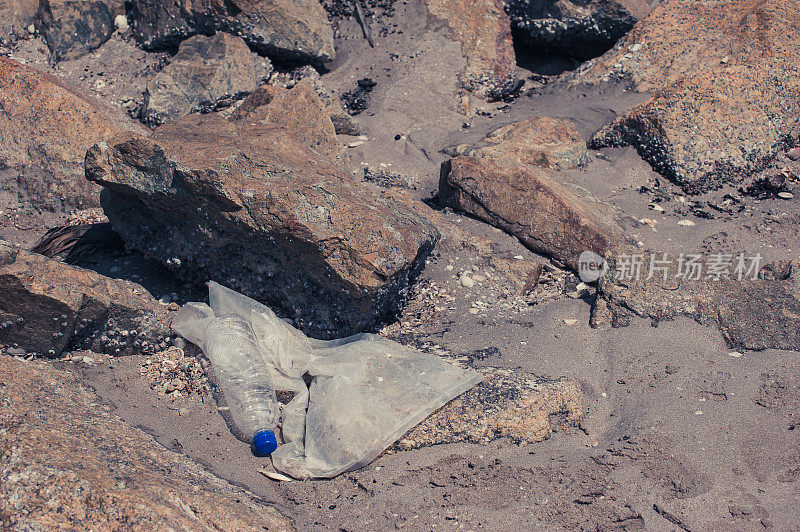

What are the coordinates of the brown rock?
(142, 33, 258, 126)
(0, 356, 292, 530)
(0, 240, 172, 356)
(129, 0, 335, 64)
(445, 116, 589, 170)
(582, 0, 800, 194)
(506, 0, 653, 59)
(424, 0, 517, 99)
(0, 57, 148, 212)
(86, 110, 439, 339)
(0, 0, 38, 43)
(592, 255, 800, 351)
(439, 156, 628, 270)
(232, 79, 343, 160)
(396, 369, 582, 448)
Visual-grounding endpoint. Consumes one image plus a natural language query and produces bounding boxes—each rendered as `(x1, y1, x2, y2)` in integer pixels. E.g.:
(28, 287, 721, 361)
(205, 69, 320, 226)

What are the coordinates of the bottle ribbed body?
(205, 314, 279, 441)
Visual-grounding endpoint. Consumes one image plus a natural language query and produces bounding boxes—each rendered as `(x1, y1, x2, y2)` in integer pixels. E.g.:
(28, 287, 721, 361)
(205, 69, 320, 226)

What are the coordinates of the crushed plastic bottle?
(204, 314, 280, 455)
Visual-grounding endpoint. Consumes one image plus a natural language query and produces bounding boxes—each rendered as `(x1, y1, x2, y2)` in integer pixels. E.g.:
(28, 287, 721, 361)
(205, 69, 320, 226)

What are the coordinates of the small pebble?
(678, 219, 696, 226)
(728, 351, 743, 358)
(114, 14, 129, 32)
(460, 274, 475, 288)
(777, 192, 794, 199)
(348, 141, 365, 148)
(563, 319, 578, 325)
(82, 356, 95, 365)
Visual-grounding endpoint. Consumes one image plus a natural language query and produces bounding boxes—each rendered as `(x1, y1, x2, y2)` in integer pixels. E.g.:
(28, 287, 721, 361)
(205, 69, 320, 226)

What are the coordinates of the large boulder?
(141, 33, 258, 126)
(0, 356, 292, 530)
(439, 156, 627, 270)
(424, 0, 517, 99)
(37, 0, 123, 61)
(86, 104, 439, 338)
(505, 0, 654, 59)
(0, 240, 172, 356)
(0, 57, 148, 212)
(129, 0, 335, 64)
(444, 116, 589, 170)
(0, 0, 38, 44)
(581, 0, 800, 194)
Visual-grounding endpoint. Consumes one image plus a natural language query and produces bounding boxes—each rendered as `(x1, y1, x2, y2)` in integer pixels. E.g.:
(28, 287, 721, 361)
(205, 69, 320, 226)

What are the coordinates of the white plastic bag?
(173, 281, 482, 478)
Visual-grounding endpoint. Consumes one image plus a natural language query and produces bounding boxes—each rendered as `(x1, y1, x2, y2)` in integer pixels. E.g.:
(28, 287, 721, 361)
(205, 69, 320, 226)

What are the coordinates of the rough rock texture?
(86, 109, 439, 339)
(231, 79, 344, 160)
(37, 0, 123, 61)
(439, 156, 627, 270)
(444, 116, 588, 170)
(0, 0, 38, 44)
(129, 0, 335, 64)
(141, 33, 257, 126)
(505, 0, 653, 58)
(0, 57, 148, 212)
(396, 369, 582, 448)
(0, 240, 172, 357)
(271, 65, 360, 135)
(0, 356, 292, 530)
(582, 0, 800, 194)
(424, 0, 517, 99)
(592, 256, 800, 351)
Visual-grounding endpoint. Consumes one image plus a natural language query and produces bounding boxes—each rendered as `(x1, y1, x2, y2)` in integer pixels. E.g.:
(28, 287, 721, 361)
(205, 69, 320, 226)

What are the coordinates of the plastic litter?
(173, 281, 482, 478)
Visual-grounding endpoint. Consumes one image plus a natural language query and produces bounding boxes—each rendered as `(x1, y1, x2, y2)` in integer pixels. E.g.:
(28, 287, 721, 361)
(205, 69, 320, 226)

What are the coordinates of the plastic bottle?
(204, 314, 280, 455)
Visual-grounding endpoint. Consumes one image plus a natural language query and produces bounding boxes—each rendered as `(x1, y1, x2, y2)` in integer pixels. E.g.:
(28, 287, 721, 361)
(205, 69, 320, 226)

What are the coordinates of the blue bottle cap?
(253, 430, 278, 455)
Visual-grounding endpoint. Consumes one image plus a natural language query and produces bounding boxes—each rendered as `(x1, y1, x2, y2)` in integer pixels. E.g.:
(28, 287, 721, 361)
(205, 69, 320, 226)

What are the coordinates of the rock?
(0, 57, 148, 212)
(129, 0, 335, 64)
(86, 110, 439, 339)
(37, 0, 122, 61)
(444, 117, 589, 170)
(0, 356, 291, 530)
(439, 156, 628, 270)
(0, 0, 38, 44)
(271, 65, 361, 135)
(583, 0, 800, 194)
(424, 0, 517, 99)
(506, 0, 653, 59)
(231, 79, 343, 160)
(592, 256, 800, 351)
(395, 369, 582, 448)
(141, 33, 258, 126)
(0, 240, 172, 356)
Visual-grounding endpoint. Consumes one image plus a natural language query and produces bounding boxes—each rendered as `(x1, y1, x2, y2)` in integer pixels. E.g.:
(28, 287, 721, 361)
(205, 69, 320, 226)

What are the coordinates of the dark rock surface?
(0, 355, 292, 530)
(0, 240, 173, 356)
(0, 57, 148, 212)
(141, 33, 259, 126)
(505, 0, 654, 59)
(37, 0, 122, 61)
(86, 105, 438, 338)
(129, 0, 335, 64)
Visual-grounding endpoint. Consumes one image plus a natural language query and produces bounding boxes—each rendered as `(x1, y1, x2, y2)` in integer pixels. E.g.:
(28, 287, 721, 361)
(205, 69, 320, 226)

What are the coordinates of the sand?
(2, 0, 799, 528)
